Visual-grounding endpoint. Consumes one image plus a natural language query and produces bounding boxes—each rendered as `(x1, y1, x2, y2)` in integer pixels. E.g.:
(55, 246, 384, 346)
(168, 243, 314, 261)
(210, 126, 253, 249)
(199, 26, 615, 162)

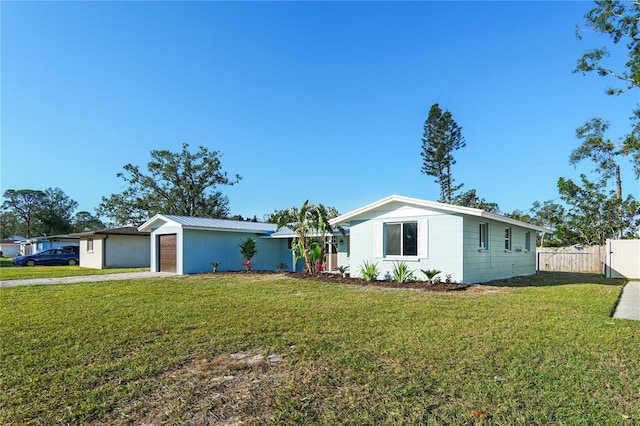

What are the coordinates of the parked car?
(12, 249, 80, 266)
(61, 245, 79, 254)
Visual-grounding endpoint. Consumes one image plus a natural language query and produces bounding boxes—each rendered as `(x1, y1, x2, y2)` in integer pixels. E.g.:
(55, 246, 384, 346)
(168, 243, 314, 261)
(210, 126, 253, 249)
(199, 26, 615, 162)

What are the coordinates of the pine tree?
(420, 103, 466, 203)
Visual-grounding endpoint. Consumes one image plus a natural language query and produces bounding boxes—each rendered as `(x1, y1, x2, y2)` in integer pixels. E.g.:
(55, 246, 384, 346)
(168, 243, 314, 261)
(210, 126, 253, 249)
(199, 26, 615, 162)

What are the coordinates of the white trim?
(417, 220, 428, 258)
(330, 194, 551, 233)
(374, 222, 383, 258)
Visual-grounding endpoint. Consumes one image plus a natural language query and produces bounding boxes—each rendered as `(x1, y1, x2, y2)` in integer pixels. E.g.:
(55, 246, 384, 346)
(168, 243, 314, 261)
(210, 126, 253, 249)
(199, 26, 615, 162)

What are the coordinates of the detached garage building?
(138, 214, 295, 274)
(73, 227, 150, 269)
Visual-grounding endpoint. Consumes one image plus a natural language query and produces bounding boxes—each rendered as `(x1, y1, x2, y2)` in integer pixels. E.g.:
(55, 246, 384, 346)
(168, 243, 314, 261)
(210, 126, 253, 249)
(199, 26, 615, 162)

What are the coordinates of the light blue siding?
(462, 217, 537, 283)
(348, 213, 464, 282)
(181, 229, 290, 274)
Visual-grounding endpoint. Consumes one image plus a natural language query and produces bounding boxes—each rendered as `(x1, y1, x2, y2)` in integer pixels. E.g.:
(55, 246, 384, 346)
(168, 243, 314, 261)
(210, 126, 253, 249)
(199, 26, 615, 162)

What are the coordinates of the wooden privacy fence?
(536, 246, 605, 273)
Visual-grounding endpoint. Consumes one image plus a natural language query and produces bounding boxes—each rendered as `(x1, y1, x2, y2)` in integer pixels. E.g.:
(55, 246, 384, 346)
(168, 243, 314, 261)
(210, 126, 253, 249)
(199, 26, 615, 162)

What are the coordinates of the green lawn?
(1, 273, 638, 425)
(0, 258, 148, 280)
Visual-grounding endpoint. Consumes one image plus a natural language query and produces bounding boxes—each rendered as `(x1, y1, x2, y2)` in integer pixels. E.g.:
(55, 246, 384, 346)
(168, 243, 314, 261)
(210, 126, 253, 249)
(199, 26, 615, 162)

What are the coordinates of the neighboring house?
(20, 235, 80, 256)
(138, 215, 296, 274)
(0, 239, 21, 257)
(329, 195, 551, 283)
(72, 227, 150, 269)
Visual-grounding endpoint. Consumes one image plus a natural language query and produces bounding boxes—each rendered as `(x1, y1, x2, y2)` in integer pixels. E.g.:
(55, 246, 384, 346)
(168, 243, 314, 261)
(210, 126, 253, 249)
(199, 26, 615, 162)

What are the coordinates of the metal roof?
(138, 214, 277, 234)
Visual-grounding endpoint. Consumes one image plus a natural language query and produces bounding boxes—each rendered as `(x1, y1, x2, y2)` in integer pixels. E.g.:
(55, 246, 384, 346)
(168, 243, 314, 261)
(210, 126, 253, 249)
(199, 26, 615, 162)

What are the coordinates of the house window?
(525, 232, 531, 252)
(87, 238, 94, 252)
(385, 222, 417, 257)
(504, 228, 512, 251)
(479, 223, 488, 249)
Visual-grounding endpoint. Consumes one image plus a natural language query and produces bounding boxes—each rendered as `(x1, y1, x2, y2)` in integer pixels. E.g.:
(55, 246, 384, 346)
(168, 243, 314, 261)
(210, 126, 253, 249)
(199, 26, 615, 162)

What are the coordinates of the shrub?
(392, 261, 415, 283)
(420, 268, 442, 285)
(359, 260, 379, 281)
(336, 265, 349, 277)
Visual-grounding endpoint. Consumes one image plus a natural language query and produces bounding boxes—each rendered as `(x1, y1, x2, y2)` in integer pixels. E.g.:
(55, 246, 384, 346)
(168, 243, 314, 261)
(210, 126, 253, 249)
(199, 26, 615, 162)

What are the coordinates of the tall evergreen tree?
(420, 103, 466, 203)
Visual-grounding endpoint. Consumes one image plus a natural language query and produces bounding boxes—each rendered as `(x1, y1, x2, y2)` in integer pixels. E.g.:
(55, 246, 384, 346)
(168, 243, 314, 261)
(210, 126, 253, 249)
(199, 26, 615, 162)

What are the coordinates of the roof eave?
(329, 195, 552, 233)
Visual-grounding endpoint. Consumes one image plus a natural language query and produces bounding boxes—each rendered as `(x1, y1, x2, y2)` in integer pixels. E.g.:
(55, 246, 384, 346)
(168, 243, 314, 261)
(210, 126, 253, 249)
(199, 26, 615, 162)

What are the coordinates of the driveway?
(0, 272, 177, 288)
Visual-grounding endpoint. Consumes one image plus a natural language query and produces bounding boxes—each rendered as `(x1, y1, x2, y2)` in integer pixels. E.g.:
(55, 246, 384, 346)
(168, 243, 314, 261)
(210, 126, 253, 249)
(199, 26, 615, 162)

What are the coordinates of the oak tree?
(98, 143, 241, 226)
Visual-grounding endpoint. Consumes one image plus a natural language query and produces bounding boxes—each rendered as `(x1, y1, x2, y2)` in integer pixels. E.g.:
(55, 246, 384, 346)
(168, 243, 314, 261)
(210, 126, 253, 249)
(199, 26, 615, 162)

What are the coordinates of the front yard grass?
(1, 273, 638, 424)
(0, 258, 148, 280)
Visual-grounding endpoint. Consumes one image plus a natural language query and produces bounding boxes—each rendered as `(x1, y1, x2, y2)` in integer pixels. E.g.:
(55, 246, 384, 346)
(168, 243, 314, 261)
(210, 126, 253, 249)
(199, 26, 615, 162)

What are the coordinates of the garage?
(138, 214, 293, 275)
(158, 234, 177, 273)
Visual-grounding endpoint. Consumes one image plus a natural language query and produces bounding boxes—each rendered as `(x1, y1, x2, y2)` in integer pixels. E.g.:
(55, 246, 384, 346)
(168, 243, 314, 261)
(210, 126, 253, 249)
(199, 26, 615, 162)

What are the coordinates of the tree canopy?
(574, 0, 640, 178)
(557, 174, 639, 244)
(2, 188, 82, 238)
(2, 189, 44, 238)
(98, 143, 241, 226)
(547, 0, 640, 245)
(451, 189, 500, 214)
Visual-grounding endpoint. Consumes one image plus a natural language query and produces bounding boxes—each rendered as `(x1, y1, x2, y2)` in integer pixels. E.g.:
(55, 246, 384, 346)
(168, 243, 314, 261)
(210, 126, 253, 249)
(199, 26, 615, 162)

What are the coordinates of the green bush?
(392, 261, 415, 283)
(420, 268, 442, 284)
(359, 260, 379, 281)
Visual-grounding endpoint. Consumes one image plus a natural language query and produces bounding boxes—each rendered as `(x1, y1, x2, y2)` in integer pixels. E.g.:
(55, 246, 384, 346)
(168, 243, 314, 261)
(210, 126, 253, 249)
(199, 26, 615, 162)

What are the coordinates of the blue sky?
(2, 1, 638, 221)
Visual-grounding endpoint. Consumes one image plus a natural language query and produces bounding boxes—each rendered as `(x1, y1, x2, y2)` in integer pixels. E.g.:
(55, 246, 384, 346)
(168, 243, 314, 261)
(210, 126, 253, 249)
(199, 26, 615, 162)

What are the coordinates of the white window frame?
(479, 223, 489, 250)
(385, 222, 418, 257)
(87, 238, 94, 253)
(374, 220, 428, 259)
(525, 231, 531, 252)
(504, 227, 512, 251)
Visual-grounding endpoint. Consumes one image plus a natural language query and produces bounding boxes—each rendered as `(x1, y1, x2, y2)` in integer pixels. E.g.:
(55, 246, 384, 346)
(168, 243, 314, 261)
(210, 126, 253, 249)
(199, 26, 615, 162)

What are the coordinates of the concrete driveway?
(0, 272, 177, 288)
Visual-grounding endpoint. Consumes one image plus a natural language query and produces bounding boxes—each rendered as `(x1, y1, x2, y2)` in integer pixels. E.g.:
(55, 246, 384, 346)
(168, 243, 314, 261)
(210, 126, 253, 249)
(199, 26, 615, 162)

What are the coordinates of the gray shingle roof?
(71, 227, 150, 237)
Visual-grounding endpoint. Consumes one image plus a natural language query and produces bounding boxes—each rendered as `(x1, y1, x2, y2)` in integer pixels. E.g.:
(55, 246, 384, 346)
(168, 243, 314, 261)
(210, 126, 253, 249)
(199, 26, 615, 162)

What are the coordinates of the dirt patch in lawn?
(101, 351, 289, 425)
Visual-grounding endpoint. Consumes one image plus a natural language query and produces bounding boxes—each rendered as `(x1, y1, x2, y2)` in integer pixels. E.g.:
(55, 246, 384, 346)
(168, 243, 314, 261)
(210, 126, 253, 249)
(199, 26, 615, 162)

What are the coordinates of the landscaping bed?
(285, 272, 468, 291)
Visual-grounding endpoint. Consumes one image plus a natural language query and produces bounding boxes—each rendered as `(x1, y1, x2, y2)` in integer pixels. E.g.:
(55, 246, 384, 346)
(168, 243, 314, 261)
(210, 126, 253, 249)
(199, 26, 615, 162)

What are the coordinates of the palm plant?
(274, 200, 340, 274)
(420, 268, 442, 285)
(336, 265, 349, 278)
(238, 237, 258, 271)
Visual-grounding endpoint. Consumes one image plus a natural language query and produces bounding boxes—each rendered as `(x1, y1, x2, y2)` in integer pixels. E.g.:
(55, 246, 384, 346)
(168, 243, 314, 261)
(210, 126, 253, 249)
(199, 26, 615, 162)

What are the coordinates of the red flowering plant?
(242, 259, 252, 272)
(238, 237, 258, 272)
